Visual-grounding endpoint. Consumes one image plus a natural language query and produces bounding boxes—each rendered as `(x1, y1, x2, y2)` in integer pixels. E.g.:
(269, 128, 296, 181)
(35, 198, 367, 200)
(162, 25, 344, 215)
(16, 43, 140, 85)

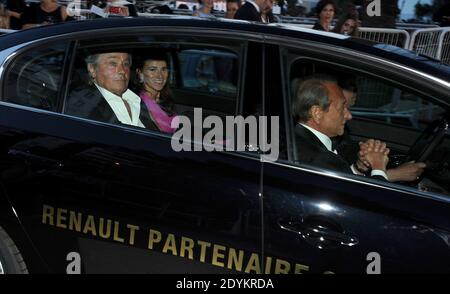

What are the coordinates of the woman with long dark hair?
(135, 52, 178, 133)
(312, 0, 337, 32)
(334, 14, 359, 37)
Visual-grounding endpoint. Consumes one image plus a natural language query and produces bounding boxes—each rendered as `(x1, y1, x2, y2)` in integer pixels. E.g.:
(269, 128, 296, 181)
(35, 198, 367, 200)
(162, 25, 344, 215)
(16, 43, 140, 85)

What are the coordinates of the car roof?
(1, 16, 449, 82)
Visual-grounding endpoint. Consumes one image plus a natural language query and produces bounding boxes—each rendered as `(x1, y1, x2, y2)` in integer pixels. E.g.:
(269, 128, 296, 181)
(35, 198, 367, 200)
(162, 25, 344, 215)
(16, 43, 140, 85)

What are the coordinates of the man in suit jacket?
(292, 76, 389, 179)
(66, 51, 157, 130)
(234, 0, 271, 22)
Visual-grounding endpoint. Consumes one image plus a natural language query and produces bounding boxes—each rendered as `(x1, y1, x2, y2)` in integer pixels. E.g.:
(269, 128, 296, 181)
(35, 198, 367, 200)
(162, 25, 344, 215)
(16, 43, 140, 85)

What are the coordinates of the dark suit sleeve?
(66, 86, 120, 125)
(371, 175, 388, 181)
(126, 4, 138, 17)
(312, 22, 325, 31)
(335, 132, 359, 165)
(20, 3, 38, 26)
(234, 3, 260, 22)
(294, 125, 388, 181)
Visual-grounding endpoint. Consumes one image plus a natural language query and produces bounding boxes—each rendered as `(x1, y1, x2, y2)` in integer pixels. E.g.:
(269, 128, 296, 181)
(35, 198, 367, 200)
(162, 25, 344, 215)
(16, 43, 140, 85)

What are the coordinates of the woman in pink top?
(135, 53, 178, 133)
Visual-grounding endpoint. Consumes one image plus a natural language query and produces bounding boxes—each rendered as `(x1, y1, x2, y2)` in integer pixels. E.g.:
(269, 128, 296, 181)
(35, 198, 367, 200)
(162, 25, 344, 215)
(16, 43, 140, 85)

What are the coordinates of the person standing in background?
(312, 0, 337, 32)
(0, 2, 9, 29)
(261, 0, 276, 23)
(192, 0, 216, 18)
(433, 0, 450, 27)
(234, 0, 270, 22)
(225, 0, 241, 19)
(21, 0, 72, 29)
(5, 0, 27, 30)
(334, 14, 359, 36)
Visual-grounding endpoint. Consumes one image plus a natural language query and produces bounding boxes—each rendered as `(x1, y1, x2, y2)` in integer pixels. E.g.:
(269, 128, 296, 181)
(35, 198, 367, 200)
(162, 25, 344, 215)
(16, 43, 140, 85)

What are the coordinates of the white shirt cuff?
(350, 164, 364, 175)
(371, 169, 388, 180)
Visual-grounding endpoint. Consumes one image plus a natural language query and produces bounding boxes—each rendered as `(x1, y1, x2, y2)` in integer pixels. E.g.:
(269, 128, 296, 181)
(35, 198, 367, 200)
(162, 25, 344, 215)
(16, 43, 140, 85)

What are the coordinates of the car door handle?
(278, 218, 358, 248)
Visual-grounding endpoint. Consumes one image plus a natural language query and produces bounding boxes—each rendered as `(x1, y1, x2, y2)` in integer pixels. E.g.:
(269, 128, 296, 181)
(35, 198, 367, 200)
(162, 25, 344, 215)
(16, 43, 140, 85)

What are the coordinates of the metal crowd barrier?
(358, 27, 411, 49)
(409, 27, 450, 65)
(395, 23, 439, 30)
(272, 23, 412, 49)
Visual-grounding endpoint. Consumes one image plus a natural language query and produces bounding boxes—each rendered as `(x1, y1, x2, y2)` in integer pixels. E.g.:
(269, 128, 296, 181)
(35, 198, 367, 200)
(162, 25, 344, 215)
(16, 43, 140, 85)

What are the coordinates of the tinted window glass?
(351, 76, 445, 129)
(3, 42, 67, 111)
(178, 49, 238, 97)
(64, 35, 243, 135)
(285, 53, 449, 196)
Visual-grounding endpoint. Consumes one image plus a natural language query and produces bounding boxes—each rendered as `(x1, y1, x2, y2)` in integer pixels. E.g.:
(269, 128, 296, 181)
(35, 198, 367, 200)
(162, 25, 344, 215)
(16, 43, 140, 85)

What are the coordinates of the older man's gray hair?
(85, 52, 132, 84)
(85, 52, 132, 67)
(291, 75, 338, 123)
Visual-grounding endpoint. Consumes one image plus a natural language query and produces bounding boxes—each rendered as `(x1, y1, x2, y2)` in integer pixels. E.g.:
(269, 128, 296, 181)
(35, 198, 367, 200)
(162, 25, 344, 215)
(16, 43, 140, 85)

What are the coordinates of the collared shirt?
(95, 83, 145, 128)
(246, 0, 260, 13)
(300, 124, 388, 180)
(302, 124, 333, 153)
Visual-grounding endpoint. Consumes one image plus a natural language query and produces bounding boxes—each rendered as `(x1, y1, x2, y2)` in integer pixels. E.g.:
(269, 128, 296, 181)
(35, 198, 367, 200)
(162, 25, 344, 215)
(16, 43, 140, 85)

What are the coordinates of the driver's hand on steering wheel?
(387, 161, 427, 182)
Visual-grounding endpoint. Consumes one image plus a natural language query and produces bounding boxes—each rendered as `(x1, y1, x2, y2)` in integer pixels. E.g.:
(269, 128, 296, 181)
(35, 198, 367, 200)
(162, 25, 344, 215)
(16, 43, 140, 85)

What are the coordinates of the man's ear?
(310, 105, 323, 124)
(87, 64, 96, 79)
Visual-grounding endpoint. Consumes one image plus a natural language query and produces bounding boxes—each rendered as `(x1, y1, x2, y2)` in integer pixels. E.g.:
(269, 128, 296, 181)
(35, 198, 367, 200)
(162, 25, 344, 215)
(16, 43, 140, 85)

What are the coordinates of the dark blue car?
(0, 17, 449, 274)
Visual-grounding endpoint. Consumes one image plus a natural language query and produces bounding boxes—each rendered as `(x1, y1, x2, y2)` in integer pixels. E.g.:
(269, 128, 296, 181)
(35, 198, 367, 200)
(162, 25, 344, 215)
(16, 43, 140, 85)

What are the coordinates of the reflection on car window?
(3, 42, 67, 111)
(351, 76, 445, 129)
(179, 49, 238, 97)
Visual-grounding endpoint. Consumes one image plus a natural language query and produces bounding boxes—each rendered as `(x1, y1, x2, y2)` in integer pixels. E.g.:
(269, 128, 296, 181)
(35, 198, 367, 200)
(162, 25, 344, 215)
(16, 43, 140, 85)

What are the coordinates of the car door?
(0, 29, 266, 273)
(261, 37, 450, 273)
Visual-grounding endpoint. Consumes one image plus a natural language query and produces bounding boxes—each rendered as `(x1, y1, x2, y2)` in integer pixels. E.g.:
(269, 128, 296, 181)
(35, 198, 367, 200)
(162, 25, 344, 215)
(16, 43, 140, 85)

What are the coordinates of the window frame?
(275, 41, 450, 163)
(256, 36, 450, 198)
(0, 27, 267, 162)
(1, 40, 71, 112)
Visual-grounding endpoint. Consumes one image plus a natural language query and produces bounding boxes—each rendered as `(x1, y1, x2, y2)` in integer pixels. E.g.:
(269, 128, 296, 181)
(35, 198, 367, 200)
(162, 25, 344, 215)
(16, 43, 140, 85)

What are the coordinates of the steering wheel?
(405, 117, 449, 163)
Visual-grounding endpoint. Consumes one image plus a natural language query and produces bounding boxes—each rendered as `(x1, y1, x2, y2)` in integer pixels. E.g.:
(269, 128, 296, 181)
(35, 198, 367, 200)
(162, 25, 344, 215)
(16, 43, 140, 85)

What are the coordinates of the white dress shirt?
(95, 84, 145, 128)
(301, 124, 388, 180)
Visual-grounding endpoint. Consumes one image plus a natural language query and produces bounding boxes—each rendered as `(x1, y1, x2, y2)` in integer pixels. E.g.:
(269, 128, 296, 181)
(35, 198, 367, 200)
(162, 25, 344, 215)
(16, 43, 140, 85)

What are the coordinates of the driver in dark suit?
(66, 51, 157, 130)
(292, 76, 389, 180)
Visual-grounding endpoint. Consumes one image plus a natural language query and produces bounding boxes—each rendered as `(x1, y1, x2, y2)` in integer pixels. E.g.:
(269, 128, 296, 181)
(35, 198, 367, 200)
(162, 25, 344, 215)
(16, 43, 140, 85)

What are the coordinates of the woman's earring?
(139, 74, 144, 83)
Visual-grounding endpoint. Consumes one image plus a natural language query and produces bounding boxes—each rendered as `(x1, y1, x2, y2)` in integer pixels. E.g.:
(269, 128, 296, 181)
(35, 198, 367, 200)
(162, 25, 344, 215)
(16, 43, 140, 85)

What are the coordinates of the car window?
(3, 42, 67, 111)
(173, 47, 240, 118)
(284, 54, 450, 196)
(351, 76, 445, 129)
(178, 49, 238, 97)
(64, 35, 243, 136)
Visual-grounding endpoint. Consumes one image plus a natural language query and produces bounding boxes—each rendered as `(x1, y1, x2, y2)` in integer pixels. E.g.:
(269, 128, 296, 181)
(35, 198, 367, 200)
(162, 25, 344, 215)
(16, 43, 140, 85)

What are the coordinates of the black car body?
(0, 17, 449, 274)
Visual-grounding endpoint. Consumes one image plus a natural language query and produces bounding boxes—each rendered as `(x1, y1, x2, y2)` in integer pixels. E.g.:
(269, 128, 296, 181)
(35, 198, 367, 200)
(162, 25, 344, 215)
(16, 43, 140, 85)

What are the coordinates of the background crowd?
(0, 0, 448, 30)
